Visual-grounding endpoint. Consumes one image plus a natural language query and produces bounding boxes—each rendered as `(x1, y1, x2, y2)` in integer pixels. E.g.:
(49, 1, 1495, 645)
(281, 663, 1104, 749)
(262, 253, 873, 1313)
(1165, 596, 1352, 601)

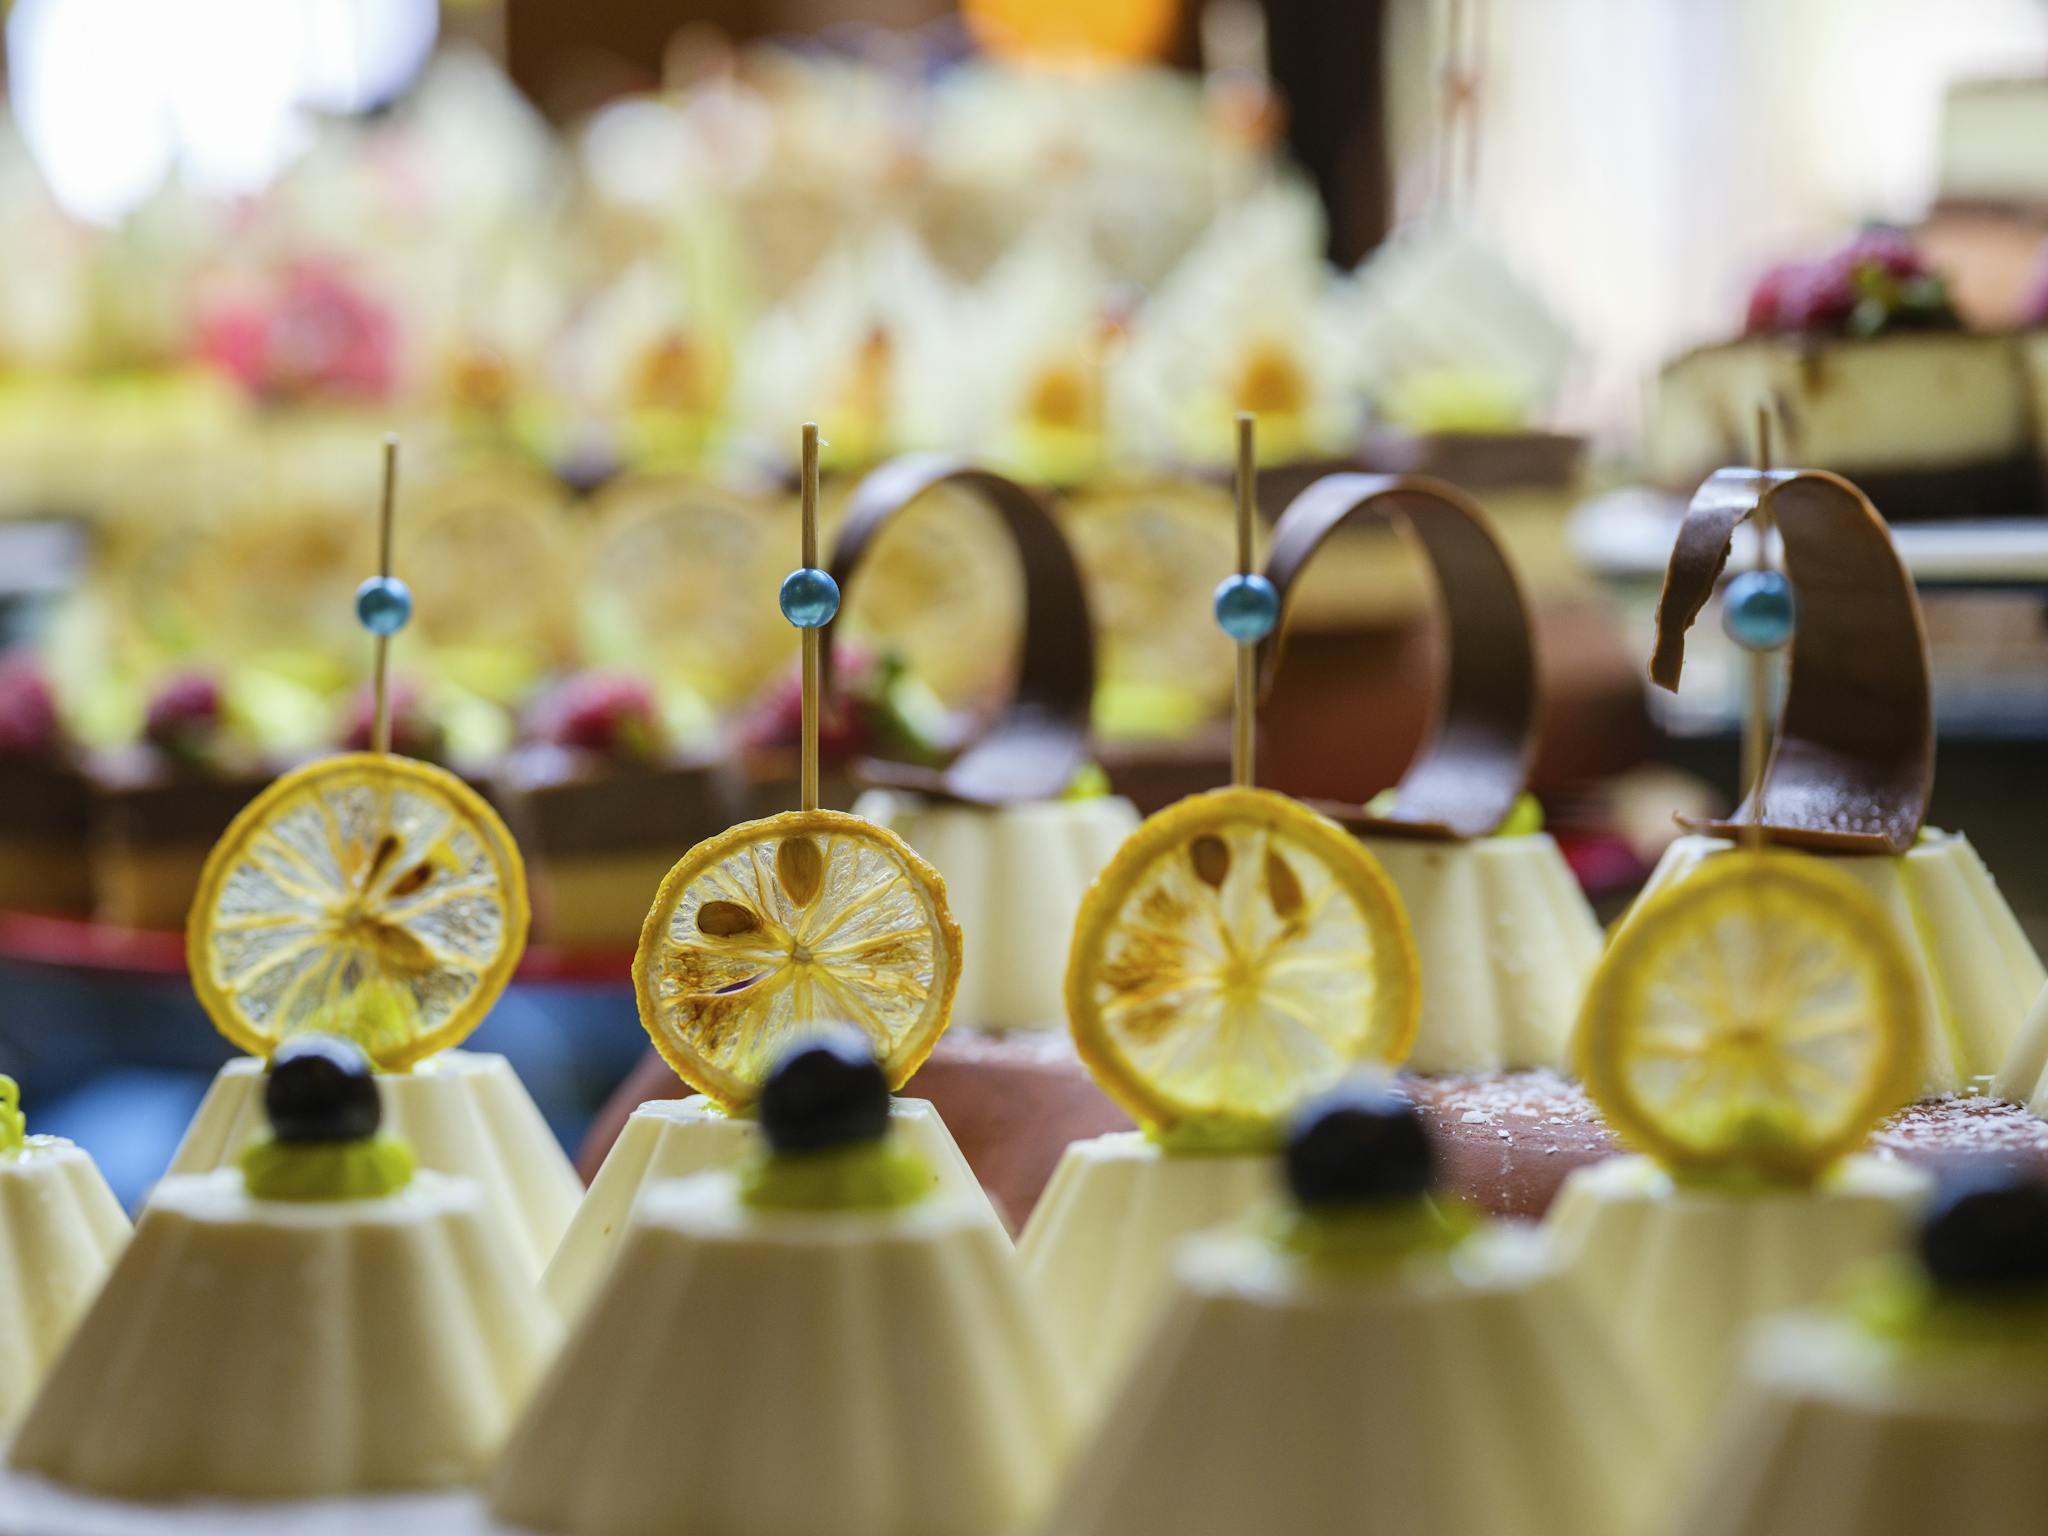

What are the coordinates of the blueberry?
(1919, 1173, 2048, 1295)
(265, 1036, 381, 1144)
(1285, 1082, 1435, 1207)
(759, 1030, 890, 1155)
(778, 567, 841, 630)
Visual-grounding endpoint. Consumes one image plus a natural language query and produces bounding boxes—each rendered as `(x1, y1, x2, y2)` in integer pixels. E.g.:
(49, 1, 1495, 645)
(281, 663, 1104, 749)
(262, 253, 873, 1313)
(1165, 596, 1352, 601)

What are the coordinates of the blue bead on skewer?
(1213, 572, 1280, 643)
(1722, 570, 1795, 652)
(354, 576, 413, 637)
(779, 567, 841, 630)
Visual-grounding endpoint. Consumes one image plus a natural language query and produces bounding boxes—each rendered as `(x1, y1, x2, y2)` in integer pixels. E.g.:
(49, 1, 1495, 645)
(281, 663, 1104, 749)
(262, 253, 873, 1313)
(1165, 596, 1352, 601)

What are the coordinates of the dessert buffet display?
(7, 28, 2048, 1536)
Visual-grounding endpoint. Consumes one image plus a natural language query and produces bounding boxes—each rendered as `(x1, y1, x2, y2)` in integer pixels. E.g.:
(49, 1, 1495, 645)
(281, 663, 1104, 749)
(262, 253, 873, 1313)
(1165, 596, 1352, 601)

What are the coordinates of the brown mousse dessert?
(1648, 231, 2040, 521)
(0, 654, 92, 915)
(84, 671, 270, 931)
(494, 670, 742, 953)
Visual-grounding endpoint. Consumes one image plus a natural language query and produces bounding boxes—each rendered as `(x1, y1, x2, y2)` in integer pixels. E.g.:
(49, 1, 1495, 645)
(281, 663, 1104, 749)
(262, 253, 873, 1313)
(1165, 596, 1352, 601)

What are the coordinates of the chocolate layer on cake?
(85, 749, 270, 931)
(0, 752, 92, 914)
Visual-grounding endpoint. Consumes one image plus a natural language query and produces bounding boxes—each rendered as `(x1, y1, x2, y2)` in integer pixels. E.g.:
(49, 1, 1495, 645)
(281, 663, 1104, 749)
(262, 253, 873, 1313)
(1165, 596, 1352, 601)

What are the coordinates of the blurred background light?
(6, 0, 439, 224)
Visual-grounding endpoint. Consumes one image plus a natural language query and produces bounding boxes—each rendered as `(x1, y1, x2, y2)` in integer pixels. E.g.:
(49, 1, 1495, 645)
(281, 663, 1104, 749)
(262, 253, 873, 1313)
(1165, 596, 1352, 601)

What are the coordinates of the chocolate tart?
(494, 742, 744, 952)
(0, 750, 92, 915)
(83, 748, 270, 932)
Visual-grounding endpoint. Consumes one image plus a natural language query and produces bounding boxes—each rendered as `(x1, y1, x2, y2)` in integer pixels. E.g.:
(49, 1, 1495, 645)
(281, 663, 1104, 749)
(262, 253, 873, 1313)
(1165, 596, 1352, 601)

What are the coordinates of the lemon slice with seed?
(1066, 787, 1420, 1146)
(187, 754, 529, 1071)
(634, 810, 963, 1108)
(1580, 850, 1923, 1182)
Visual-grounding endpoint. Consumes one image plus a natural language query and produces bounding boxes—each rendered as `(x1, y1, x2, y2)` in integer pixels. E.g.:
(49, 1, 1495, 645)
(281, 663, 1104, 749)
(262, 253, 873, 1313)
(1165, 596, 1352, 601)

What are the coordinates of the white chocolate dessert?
(543, 1091, 1004, 1316)
(1019, 1132, 1276, 1407)
(1672, 1176, 2048, 1536)
(852, 786, 1139, 1033)
(1992, 982, 2048, 1113)
(491, 1037, 1071, 1536)
(1361, 830, 1601, 1073)
(8, 1039, 558, 1503)
(166, 1050, 583, 1279)
(1629, 832, 2044, 1093)
(1027, 782, 1423, 1408)
(0, 1079, 129, 1431)
(1045, 1088, 1662, 1536)
(1545, 1154, 1930, 1446)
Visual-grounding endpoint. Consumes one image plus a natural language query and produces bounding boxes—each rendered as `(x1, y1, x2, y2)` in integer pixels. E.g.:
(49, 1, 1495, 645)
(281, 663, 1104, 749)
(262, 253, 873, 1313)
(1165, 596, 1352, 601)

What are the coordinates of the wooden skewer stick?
(372, 435, 400, 758)
(1232, 412, 1258, 790)
(1742, 404, 1777, 854)
(800, 422, 822, 815)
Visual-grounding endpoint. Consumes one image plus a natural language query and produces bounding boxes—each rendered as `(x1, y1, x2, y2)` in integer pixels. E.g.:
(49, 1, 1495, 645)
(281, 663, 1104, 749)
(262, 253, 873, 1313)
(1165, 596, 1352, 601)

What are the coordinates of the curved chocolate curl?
(824, 455, 1096, 806)
(1652, 467, 1932, 855)
(1257, 472, 1537, 841)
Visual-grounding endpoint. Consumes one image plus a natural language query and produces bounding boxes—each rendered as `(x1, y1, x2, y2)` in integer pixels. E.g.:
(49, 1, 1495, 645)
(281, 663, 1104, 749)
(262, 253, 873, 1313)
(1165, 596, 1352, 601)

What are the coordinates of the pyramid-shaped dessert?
(491, 1035, 1071, 1536)
(163, 440, 582, 1277)
(1671, 1174, 2048, 1536)
(826, 454, 1140, 1036)
(10, 1037, 558, 1501)
(1630, 465, 2043, 1090)
(1257, 469, 1603, 1073)
(1023, 422, 1425, 1406)
(551, 430, 1004, 1315)
(1044, 1085, 1662, 1536)
(0, 1075, 129, 1431)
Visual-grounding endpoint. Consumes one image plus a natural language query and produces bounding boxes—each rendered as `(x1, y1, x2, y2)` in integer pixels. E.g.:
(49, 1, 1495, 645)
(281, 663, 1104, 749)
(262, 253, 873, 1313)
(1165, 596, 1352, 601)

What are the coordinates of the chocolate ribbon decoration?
(824, 455, 1096, 806)
(1257, 472, 1537, 840)
(1651, 467, 1932, 854)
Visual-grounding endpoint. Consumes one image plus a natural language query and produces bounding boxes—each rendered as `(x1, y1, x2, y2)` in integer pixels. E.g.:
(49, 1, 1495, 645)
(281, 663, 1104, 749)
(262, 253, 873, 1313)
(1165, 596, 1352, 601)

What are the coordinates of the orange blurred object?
(963, 0, 1181, 65)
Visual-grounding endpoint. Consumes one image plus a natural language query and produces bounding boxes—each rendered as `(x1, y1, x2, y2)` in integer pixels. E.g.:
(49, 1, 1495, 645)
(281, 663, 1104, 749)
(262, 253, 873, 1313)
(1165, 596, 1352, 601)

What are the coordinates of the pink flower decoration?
(198, 261, 397, 403)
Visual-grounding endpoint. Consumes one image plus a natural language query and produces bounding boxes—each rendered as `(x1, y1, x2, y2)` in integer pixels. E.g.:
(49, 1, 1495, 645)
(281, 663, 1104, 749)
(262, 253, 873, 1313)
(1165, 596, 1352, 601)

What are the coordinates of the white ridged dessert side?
(1360, 833, 1602, 1073)
(493, 1176, 1070, 1536)
(1044, 1228, 1663, 1536)
(8, 1169, 559, 1500)
(0, 1140, 130, 1429)
(165, 1051, 583, 1277)
(543, 1093, 1005, 1315)
(854, 789, 1140, 1034)
(1544, 1154, 1931, 1447)
(1631, 833, 2044, 1092)
(1672, 1317, 2048, 1536)
(1018, 1131, 1276, 1406)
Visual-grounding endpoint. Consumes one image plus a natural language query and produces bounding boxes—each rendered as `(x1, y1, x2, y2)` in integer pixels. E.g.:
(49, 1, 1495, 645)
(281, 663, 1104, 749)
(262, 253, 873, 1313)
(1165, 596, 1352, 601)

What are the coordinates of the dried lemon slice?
(634, 810, 963, 1108)
(1580, 850, 1923, 1182)
(187, 753, 529, 1070)
(1066, 787, 1420, 1146)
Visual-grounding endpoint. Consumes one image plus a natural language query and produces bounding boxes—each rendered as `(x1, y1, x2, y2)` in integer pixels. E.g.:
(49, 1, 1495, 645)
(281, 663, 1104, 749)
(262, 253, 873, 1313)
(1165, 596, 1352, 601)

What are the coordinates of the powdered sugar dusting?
(1873, 1094, 2048, 1163)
